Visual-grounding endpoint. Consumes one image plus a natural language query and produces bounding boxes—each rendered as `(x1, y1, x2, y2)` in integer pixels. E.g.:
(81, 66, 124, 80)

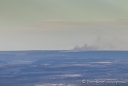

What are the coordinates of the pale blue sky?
(0, 0, 128, 50)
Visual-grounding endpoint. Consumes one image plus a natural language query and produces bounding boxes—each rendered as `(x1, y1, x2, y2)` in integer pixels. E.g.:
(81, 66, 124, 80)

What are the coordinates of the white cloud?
(0, 19, 128, 50)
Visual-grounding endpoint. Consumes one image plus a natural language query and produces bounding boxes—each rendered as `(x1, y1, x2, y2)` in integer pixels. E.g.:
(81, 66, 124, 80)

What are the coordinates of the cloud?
(33, 19, 128, 31)
(1, 19, 128, 50)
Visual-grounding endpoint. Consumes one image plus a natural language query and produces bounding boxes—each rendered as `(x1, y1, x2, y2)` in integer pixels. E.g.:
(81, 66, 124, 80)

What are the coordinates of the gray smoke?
(73, 37, 116, 51)
(73, 44, 98, 51)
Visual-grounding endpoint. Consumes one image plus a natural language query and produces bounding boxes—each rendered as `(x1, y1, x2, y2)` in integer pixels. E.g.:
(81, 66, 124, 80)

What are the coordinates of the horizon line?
(0, 50, 128, 52)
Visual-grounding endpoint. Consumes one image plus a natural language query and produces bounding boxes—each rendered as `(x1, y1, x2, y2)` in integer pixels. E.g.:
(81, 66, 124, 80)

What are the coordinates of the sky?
(0, 0, 128, 50)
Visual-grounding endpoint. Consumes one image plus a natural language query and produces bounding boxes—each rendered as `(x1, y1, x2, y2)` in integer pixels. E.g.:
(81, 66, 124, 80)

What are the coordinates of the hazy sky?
(0, 0, 128, 50)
